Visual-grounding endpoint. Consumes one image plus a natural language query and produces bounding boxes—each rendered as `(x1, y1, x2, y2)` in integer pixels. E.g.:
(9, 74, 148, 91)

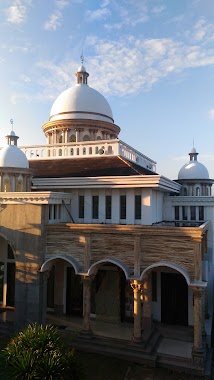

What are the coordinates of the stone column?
(82, 276, 93, 334)
(75, 129, 81, 142)
(192, 287, 205, 367)
(131, 280, 142, 342)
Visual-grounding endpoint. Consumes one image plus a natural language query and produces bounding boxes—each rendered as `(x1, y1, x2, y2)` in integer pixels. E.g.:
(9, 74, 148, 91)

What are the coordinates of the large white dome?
(178, 161, 209, 180)
(50, 84, 114, 124)
(0, 145, 29, 169)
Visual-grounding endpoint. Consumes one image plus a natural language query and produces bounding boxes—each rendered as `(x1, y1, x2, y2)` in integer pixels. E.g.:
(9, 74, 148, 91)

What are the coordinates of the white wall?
(68, 187, 166, 226)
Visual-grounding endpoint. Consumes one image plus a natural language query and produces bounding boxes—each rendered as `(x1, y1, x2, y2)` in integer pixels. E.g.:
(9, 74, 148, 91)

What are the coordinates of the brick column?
(82, 276, 93, 334)
(192, 287, 205, 367)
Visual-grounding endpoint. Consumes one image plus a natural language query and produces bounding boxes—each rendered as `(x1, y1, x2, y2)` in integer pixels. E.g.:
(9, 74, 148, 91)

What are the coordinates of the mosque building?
(0, 61, 213, 376)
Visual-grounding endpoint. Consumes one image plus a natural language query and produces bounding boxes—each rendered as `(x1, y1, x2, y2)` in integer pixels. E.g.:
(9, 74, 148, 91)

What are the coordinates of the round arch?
(88, 258, 130, 279)
(40, 255, 82, 274)
(140, 261, 191, 285)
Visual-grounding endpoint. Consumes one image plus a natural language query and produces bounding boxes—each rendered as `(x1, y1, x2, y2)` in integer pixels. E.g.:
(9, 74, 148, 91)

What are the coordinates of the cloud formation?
(6, 0, 31, 25)
(12, 17, 214, 102)
(44, 0, 69, 31)
(208, 109, 214, 120)
(86, 0, 111, 22)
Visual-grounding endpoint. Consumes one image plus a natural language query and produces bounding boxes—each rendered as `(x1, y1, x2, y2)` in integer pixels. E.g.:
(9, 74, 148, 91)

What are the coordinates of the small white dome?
(50, 83, 113, 123)
(0, 145, 29, 169)
(178, 161, 209, 180)
(190, 147, 197, 154)
(77, 65, 86, 72)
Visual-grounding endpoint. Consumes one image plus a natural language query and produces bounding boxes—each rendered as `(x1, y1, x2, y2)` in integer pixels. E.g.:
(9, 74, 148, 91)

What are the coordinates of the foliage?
(0, 323, 83, 380)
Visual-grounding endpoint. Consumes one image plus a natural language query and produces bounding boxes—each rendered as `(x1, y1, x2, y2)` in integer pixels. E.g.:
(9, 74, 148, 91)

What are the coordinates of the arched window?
(96, 136, 102, 140)
(96, 147, 99, 154)
(70, 148, 74, 156)
(59, 135, 63, 143)
(17, 175, 23, 192)
(4, 177, 10, 192)
(83, 134, 90, 141)
(69, 135, 76, 142)
(183, 187, 187, 196)
(108, 146, 112, 154)
(83, 147, 86, 155)
(206, 186, 209, 196)
(89, 147, 92, 154)
(59, 149, 62, 156)
(76, 148, 79, 155)
(196, 187, 200, 196)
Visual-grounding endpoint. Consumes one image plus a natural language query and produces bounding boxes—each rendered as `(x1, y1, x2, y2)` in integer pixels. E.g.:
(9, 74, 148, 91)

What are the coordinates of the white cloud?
(192, 18, 214, 42)
(208, 109, 214, 120)
(151, 5, 165, 15)
(86, 7, 111, 22)
(44, 11, 62, 31)
(5, 0, 31, 25)
(56, 0, 69, 9)
(104, 0, 149, 30)
(13, 18, 214, 102)
(44, 0, 69, 31)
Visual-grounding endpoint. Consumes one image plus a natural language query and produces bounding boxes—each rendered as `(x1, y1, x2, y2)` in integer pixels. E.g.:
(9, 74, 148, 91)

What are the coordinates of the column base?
(82, 328, 93, 336)
(132, 335, 142, 343)
(192, 348, 205, 368)
(54, 304, 64, 315)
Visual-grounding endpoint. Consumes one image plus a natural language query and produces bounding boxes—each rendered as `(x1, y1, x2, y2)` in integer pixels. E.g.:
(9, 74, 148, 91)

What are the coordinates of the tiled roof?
(29, 156, 157, 178)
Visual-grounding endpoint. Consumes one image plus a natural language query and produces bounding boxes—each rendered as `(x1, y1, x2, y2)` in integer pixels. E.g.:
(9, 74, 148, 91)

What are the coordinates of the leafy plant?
(0, 323, 83, 380)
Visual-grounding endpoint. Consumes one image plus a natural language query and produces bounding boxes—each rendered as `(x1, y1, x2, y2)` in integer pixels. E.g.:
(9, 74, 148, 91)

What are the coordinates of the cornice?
(166, 195, 214, 204)
(32, 175, 181, 192)
(42, 118, 120, 135)
(0, 191, 72, 204)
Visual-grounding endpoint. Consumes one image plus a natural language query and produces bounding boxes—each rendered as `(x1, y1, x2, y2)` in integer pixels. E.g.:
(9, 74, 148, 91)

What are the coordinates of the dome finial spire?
(80, 50, 84, 65)
(10, 118, 14, 131)
(75, 54, 89, 85)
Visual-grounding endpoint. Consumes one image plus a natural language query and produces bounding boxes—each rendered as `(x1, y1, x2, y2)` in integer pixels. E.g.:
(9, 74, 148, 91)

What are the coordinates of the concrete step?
(71, 333, 157, 366)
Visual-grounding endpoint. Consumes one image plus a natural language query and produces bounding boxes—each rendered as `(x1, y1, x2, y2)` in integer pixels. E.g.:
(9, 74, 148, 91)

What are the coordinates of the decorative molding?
(32, 174, 181, 192)
(0, 191, 72, 204)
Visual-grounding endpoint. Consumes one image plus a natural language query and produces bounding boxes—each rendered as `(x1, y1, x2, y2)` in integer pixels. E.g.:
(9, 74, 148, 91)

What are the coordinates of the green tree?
(0, 323, 83, 380)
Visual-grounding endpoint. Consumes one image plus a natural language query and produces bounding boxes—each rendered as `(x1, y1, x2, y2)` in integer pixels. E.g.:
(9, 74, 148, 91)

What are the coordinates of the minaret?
(75, 53, 89, 84)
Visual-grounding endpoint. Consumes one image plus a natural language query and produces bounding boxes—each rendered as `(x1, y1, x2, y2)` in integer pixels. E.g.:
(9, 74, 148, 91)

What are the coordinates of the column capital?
(82, 275, 95, 284)
(130, 280, 143, 292)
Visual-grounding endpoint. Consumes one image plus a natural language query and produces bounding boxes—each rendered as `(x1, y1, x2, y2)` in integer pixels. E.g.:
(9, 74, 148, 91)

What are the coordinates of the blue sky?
(0, 0, 214, 179)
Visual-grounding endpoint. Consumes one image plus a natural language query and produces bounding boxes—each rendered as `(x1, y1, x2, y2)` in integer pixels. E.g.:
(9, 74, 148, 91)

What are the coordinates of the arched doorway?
(44, 257, 83, 317)
(161, 272, 188, 326)
(91, 263, 128, 323)
(66, 266, 83, 316)
(0, 237, 15, 308)
(141, 263, 191, 328)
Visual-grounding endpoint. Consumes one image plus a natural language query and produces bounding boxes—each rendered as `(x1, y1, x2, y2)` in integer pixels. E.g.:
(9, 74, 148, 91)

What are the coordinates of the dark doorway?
(161, 272, 188, 326)
(91, 264, 126, 323)
(66, 267, 83, 316)
(6, 263, 15, 307)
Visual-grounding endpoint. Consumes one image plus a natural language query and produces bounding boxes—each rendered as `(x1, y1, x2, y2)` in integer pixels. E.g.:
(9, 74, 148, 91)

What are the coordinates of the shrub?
(0, 323, 83, 380)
